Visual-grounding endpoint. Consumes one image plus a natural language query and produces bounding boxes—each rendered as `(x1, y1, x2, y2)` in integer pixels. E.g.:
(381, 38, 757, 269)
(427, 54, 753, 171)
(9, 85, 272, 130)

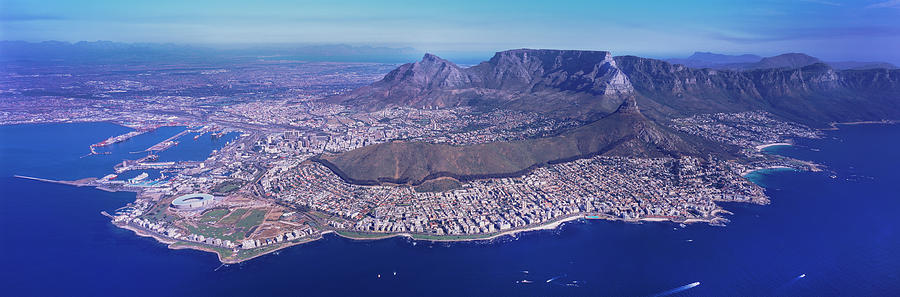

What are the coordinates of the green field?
(236, 244, 281, 259)
(181, 208, 267, 242)
(335, 230, 395, 239)
(183, 223, 245, 242)
(171, 242, 234, 258)
(213, 180, 243, 194)
(219, 208, 249, 225)
(200, 209, 230, 223)
(236, 209, 267, 228)
(145, 203, 177, 223)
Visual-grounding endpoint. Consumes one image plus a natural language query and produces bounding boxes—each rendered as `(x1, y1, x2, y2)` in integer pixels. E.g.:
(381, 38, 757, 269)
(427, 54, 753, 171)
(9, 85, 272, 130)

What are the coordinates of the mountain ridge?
(315, 96, 732, 186)
(322, 48, 900, 186)
(330, 49, 633, 120)
(666, 51, 897, 71)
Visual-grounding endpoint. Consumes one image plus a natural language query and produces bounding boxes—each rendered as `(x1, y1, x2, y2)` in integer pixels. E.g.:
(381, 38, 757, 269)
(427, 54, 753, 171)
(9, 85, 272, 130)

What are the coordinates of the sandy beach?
(754, 142, 791, 151)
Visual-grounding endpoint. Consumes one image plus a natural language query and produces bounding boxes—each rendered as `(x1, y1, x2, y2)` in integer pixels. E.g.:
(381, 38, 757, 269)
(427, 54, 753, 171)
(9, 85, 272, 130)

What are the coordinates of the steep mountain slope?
(319, 49, 900, 186)
(314, 98, 731, 186)
(828, 61, 898, 70)
(615, 56, 900, 125)
(331, 49, 633, 120)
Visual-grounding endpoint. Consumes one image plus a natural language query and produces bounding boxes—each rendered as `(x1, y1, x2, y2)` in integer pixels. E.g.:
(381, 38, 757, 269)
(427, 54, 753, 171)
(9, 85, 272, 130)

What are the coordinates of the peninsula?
(4, 48, 897, 263)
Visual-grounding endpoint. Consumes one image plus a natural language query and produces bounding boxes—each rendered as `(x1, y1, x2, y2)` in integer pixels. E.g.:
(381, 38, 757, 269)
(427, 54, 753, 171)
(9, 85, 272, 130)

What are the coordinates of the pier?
(144, 129, 190, 152)
(89, 130, 147, 154)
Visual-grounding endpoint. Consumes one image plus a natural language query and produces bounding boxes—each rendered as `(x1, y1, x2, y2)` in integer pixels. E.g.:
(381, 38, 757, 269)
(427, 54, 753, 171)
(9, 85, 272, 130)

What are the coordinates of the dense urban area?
(1, 59, 825, 263)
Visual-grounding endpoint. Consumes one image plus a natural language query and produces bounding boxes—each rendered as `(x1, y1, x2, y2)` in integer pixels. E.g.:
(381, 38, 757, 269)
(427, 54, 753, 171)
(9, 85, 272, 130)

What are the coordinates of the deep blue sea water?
(1, 122, 898, 296)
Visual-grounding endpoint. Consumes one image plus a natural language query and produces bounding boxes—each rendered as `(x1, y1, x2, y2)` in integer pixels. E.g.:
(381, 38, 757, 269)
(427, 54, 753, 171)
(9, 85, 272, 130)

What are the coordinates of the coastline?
(330, 212, 716, 245)
(115, 210, 721, 264)
(16, 167, 730, 265)
(754, 142, 791, 151)
(741, 165, 793, 177)
(332, 213, 588, 244)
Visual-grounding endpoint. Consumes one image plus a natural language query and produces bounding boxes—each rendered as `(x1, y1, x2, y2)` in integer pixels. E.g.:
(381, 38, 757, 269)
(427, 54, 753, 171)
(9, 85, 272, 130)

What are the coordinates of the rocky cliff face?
(615, 56, 900, 125)
(332, 49, 634, 120)
(467, 49, 633, 95)
(335, 49, 899, 125)
(319, 49, 900, 186)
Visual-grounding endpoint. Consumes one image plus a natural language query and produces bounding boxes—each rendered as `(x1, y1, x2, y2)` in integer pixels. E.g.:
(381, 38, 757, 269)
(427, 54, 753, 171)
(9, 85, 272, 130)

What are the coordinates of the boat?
(128, 172, 149, 184)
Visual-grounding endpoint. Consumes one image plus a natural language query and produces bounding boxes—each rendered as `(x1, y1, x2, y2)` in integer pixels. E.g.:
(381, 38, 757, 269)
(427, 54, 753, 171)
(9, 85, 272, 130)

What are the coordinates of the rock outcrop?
(331, 49, 634, 120)
(320, 49, 900, 186)
(615, 55, 900, 125)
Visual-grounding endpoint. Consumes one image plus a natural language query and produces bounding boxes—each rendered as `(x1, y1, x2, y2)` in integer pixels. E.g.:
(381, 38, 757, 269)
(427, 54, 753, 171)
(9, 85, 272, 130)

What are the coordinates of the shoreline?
(331, 213, 588, 244)
(754, 142, 791, 151)
(114, 223, 232, 261)
(330, 212, 715, 245)
(11, 165, 743, 265)
(114, 210, 721, 264)
(741, 165, 794, 177)
(14, 167, 732, 265)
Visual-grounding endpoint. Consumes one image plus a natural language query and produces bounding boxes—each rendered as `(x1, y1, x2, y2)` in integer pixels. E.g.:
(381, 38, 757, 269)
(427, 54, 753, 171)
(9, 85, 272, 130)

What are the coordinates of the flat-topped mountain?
(331, 49, 633, 120)
(335, 49, 900, 125)
(322, 49, 900, 186)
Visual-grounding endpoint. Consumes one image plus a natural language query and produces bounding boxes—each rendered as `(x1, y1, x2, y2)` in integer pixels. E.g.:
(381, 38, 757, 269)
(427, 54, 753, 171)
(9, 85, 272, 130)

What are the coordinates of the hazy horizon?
(2, 0, 900, 63)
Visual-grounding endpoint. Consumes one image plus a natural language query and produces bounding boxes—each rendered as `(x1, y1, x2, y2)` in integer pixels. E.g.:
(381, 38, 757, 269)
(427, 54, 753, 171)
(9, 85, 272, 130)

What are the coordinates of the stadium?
(170, 193, 215, 210)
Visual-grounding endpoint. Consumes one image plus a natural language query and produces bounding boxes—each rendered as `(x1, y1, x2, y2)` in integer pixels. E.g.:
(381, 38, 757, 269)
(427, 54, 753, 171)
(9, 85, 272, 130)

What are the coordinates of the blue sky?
(1, 0, 899, 62)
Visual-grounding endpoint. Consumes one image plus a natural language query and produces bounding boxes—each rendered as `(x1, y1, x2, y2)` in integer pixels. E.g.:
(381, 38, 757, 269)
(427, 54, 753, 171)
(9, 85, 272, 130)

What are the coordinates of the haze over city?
(3, 0, 900, 62)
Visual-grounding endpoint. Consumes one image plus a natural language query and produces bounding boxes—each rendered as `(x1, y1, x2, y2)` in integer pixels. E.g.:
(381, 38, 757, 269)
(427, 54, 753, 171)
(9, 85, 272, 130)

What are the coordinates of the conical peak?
(615, 97, 641, 114)
(420, 53, 453, 64)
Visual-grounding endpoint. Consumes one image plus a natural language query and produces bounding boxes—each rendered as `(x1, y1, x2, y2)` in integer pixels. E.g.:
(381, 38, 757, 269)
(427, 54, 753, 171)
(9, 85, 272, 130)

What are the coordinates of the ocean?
(1, 122, 898, 296)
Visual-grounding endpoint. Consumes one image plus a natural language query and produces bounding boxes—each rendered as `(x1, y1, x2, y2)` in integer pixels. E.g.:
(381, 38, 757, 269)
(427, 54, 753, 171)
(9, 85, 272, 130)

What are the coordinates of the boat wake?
(546, 274, 567, 283)
(650, 281, 700, 297)
(776, 273, 806, 292)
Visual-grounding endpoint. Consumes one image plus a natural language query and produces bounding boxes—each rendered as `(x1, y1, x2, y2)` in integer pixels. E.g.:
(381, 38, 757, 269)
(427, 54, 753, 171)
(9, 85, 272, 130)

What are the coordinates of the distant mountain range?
(324, 49, 900, 186)
(0, 41, 421, 63)
(666, 51, 897, 71)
